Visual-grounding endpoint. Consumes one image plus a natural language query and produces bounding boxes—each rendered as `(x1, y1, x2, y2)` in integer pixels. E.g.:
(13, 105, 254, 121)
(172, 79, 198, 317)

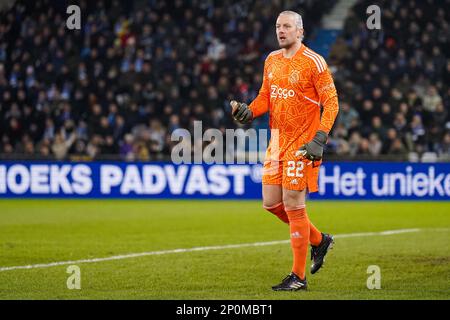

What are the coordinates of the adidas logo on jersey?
(291, 231, 302, 238)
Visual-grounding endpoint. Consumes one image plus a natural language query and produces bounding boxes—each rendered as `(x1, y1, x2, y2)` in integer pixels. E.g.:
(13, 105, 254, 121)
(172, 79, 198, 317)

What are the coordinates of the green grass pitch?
(0, 199, 449, 300)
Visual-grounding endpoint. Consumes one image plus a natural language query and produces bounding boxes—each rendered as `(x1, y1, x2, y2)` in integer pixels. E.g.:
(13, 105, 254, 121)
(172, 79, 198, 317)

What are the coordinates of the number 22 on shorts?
(286, 161, 304, 177)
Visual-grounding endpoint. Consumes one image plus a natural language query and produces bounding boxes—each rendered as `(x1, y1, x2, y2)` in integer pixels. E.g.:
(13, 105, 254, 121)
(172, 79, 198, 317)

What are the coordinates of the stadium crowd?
(0, 0, 448, 161)
(328, 0, 449, 160)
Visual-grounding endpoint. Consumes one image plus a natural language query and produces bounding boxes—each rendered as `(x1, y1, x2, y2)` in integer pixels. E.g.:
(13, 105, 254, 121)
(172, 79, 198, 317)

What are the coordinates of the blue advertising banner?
(0, 161, 449, 200)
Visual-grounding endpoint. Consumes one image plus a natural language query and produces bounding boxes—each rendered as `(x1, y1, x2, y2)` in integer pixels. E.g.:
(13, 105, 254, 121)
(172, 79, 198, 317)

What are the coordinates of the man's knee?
(262, 185, 283, 209)
(262, 199, 282, 210)
(282, 189, 306, 211)
(262, 194, 283, 214)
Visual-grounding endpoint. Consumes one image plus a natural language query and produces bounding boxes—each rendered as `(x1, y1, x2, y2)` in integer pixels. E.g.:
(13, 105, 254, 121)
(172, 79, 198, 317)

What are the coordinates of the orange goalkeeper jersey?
(249, 44, 339, 161)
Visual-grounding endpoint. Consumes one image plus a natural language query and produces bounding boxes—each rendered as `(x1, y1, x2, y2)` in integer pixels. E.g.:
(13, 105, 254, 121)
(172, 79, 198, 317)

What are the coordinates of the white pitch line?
(0, 228, 421, 272)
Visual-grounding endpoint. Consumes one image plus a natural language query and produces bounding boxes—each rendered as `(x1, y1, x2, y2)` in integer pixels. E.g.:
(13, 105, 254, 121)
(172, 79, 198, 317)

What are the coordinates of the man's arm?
(314, 68, 339, 134)
(248, 58, 271, 118)
(297, 65, 339, 161)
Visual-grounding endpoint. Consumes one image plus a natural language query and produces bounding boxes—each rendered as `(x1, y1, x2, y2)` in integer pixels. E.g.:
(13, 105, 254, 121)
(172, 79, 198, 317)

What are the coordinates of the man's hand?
(296, 130, 328, 161)
(230, 100, 253, 124)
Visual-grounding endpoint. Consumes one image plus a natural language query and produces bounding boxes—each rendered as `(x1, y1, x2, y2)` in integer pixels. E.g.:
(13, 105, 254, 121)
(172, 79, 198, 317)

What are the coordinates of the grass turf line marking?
(0, 228, 420, 272)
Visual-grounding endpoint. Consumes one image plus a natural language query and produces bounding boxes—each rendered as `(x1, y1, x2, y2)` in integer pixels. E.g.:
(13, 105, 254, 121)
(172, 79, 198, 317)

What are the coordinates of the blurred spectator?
(358, 138, 371, 155)
(348, 132, 362, 156)
(120, 134, 135, 161)
(410, 115, 426, 143)
(51, 132, 77, 160)
(336, 102, 359, 130)
(389, 138, 408, 156)
(368, 133, 382, 156)
(422, 86, 442, 112)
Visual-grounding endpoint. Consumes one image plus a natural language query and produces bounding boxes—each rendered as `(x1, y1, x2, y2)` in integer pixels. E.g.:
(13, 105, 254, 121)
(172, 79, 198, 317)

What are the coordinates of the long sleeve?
(313, 68, 339, 134)
(249, 58, 270, 118)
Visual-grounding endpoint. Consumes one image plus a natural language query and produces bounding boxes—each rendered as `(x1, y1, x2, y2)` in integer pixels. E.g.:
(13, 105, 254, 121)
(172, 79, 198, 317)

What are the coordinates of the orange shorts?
(262, 158, 321, 192)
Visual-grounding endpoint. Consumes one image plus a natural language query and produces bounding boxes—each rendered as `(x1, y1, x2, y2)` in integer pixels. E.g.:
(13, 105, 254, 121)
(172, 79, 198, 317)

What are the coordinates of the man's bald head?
(278, 11, 303, 29)
(276, 11, 304, 48)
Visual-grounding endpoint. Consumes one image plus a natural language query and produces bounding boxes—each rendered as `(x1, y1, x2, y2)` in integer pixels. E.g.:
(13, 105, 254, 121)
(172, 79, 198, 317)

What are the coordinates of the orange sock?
(309, 220, 323, 246)
(286, 208, 310, 279)
(264, 202, 289, 224)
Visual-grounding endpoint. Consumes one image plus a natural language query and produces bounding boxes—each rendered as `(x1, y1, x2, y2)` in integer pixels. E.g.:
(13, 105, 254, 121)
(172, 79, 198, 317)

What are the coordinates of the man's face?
(276, 14, 303, 48)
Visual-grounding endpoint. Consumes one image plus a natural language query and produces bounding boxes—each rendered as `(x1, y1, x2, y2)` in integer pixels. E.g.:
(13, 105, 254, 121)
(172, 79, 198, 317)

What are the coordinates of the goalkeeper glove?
(230, 100, 253, 124)
(296, 130, 328, 161)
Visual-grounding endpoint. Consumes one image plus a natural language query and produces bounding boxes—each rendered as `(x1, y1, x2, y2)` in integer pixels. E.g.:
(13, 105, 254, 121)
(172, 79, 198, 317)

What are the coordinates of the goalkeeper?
(230, 11, 339, 291)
